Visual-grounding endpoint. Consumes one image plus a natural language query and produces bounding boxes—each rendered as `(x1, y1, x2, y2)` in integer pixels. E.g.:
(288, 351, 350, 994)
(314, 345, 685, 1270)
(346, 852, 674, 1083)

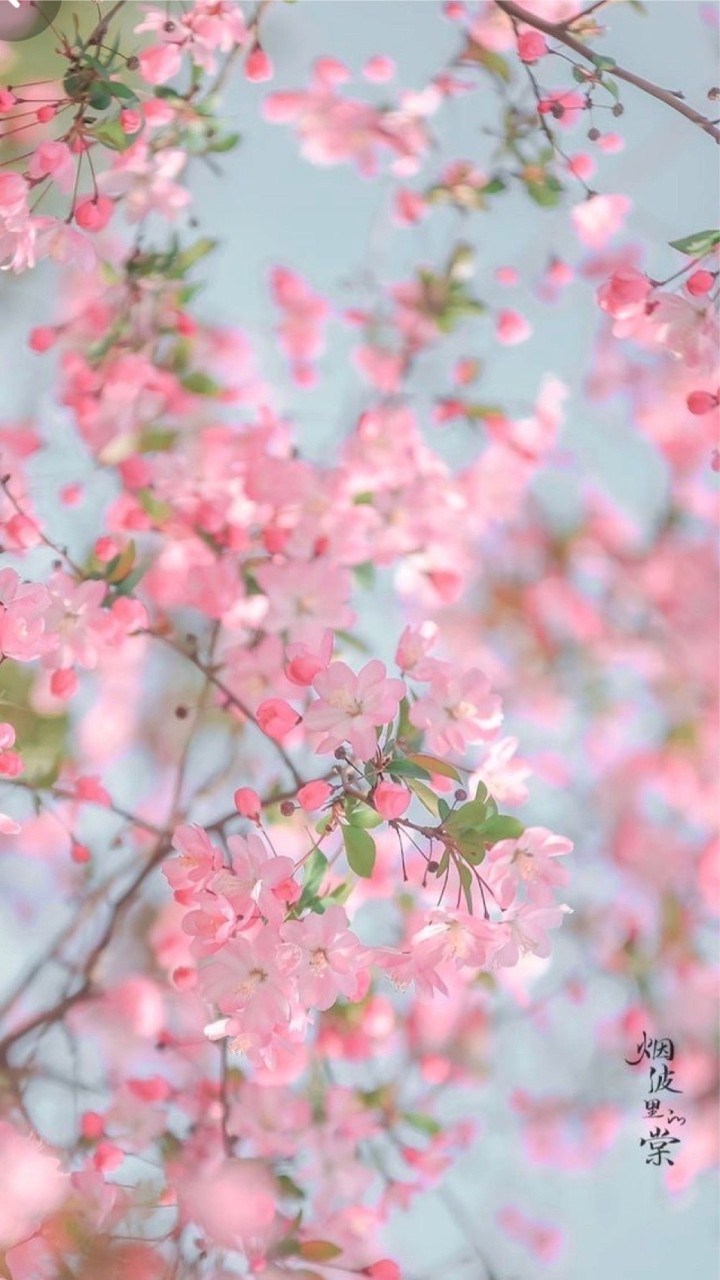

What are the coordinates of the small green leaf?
(668, 229, 720, 257)
(181, 371, 221, 396)
(136, 488, 172, 523)
(403, 1112, 442, 1136)
(138, 428, 178, 454)
(438, 798, 451, 822)
(458, 861, 474, 911)
(353, 561, 375, 589)
(387, 757, 432, 782)
(173, 237, 217, 274)
(207, 131, 241, 153)
(406, 778, 441, 818)
(92, 119, 133, 151)
(298, 1242, 342, 1263)
(526, 179, 563, 208)
(88, 83, 113, 111)
(446, 798, 489, 835)
(296, 848, 328, 913)
(591, 53, 617, 71)
(342, 825, 376, 877)
(405, 752, 462, 782)
(346, 800, 383, 829)
(602, 75, 620, 101)
(108, 81, 138, 102)
(478, 815, 525, 843)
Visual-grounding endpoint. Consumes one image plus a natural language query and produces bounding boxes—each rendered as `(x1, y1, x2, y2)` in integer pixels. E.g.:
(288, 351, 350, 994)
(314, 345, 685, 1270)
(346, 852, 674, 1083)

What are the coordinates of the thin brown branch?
(495, 0, 720, 143)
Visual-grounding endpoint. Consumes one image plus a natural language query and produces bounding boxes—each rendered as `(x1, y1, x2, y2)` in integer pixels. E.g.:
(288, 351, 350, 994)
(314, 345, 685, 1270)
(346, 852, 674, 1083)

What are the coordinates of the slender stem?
(495, 0, 720, 144)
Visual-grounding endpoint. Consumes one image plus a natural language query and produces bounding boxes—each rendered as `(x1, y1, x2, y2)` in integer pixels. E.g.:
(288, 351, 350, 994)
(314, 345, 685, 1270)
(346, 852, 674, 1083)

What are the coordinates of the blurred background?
(0, 3, 718, 1277)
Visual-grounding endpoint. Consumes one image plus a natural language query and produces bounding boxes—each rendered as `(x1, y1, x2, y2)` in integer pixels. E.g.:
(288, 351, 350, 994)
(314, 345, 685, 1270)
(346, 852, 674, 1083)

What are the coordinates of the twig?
(495, 0, 720, 143)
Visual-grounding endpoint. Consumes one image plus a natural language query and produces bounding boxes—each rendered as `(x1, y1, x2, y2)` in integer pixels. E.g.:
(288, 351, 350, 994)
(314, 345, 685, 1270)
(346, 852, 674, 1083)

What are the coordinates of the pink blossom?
(285, 628, 334, 686)
(485, 827, 573, 907)
(409, 665, 502, 754)
(493, 902, 572, 965)
(0, 172, 34, 272)
(305, 659, 406, 758)
(571, 194, 632, 249)
(0, 1123, 68, 1247)
(0, 567, 52, 662)
(597, 266, 651, 319)
(98, 143, 191, 222)
(281, 904, 366, 1009)
(27, 140, 74, 193)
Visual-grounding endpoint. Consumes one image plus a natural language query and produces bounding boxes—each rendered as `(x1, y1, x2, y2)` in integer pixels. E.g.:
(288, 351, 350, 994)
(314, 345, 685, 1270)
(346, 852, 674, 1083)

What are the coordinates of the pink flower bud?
(80, 1111, 104, 1140)
(297, 779, 332, 811)
(365, 1263, 401, 1280)
(517, 30, 548, 63)
(120, 109, 143, 135)
(687, 390, 718, 415)
(686, 269, 714, 297)
(496, 309, 532, 346)
(50, 668, 78, 700)
(363, 55, 396, 83)
(74, 195, 114, 231)
(256, 698, 300, 740)
(374, 780, 411, 820)
(246, 46, 273, 82)
(234, 787, 262, 820)
(29, 326, 57, 353)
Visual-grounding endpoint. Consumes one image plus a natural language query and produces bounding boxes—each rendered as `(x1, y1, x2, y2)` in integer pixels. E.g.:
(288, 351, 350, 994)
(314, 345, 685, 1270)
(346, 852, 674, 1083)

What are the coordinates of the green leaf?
(405, 752, 462, 782)
(136, 488, 172, 523)
(88, 83, 113, 111)
(296, 848, 328, 913)
(403, 1112, 442, 1137)
(406, 778, 441, 818)
(342, 825, 376, 877)
(181, 371, 221, 396)
(668, 229, 720, 257)
(591, 53, 617, 71)
(92, 119, 133, 151)
(464, 403, 503, 423)
(458, 861, 474, 912)
(277, 1173, 305, 1199)
(482, 176, 506, 195)
(353, 561, 375, 589)
(526, 179, 563, 208)
(446, 798, 489, 835)
(346, 799, 383, 829)
(137, 428, 178, 454)
(208, 131, 241, 153)
(387, 757, 432, 782)
(464, 41, 511, 82)
(478, 814, 525, 843)
(298, 1242, 343, 1263)
(173, 237, 218, 275)
(438, 798, 451, 823)
(602, 75, 620, 101)
(326, 880, 353, 905)
(108, 81, 138, 102)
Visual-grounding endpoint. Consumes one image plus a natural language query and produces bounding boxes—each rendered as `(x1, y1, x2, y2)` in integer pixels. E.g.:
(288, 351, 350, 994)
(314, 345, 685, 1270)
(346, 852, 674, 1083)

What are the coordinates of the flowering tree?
(0, 2, 717, 1277)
